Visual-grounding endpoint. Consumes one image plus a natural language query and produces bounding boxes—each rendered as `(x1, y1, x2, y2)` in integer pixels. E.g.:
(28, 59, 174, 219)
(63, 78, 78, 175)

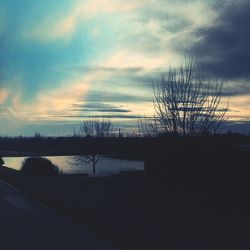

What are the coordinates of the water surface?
(3, 156, 144, 175)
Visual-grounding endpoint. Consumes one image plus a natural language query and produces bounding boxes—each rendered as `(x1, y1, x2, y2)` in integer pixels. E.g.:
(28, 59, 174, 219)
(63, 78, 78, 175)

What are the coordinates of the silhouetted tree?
(78, 119, 113, 137)
(145, 58, 228, 137)
(138, 116, 159, 137)
(72, 153, 101, 174)
(33, 132, 42, 138)
(72, 119, 113, 174)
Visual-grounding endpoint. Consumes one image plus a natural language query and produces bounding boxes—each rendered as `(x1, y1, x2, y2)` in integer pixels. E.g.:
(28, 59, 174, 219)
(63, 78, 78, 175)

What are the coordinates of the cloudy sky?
(0, 0, 249, 136)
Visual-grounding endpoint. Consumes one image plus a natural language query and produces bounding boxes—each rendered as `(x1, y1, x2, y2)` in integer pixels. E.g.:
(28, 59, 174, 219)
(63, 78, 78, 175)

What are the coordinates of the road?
(0, 180, 117, 250)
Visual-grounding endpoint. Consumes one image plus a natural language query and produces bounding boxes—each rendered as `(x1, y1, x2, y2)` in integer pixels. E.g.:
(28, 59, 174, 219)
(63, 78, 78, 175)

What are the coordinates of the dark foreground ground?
(0, 166, 250, 250)
(0, 179, 117, 250)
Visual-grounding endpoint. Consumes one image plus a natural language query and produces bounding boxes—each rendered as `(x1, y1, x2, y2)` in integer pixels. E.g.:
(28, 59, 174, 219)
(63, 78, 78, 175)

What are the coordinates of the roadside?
(0, 173, 118, 250)
(0, 166, 249, 249)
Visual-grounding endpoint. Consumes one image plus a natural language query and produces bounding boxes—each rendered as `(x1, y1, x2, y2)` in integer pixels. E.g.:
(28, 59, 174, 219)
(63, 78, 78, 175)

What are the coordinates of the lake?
(3, 156, 144, 175)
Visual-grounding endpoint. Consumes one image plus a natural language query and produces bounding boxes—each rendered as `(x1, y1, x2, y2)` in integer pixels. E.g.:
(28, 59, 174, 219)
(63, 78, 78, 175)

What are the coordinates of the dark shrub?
(21, 157, 59, 176)
(0, 157, 4, 166)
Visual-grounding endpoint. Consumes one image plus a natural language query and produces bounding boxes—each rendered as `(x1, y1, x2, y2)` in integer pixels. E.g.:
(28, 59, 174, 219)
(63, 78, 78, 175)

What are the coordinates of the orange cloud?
(0, 88, 9, 104)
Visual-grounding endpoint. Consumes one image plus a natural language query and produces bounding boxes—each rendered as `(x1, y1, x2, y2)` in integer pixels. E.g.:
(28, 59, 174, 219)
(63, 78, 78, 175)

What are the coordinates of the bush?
(21, 157, 59, 176)
(0, 157, 4, 166)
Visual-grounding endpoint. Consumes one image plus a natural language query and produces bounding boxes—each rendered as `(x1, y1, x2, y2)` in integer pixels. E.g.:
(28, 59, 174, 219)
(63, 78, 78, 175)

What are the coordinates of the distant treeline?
(0, 136, 146, 159)
(0, 132, 249, 159)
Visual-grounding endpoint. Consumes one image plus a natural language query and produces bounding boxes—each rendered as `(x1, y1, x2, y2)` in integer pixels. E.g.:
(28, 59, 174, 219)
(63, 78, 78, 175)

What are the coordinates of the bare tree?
(72, 153, 101, 174)
(72, 119, 113, 174)
(151, 59, 228, 136)
(138, 116, 159, 137)
(79, 119, 113, 137)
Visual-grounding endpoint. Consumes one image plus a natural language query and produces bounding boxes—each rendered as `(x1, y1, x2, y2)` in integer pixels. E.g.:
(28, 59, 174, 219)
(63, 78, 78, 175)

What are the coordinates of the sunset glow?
(0, 0, 249, 135)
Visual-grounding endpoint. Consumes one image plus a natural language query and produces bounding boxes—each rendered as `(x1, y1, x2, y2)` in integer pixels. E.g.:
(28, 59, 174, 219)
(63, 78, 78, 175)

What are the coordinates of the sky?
(0, 0, 250, 136)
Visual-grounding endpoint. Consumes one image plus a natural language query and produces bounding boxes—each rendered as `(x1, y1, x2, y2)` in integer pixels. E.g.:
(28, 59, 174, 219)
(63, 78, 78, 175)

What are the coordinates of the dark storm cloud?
(172, 107, 229, 113)
(85, 91, 152, 103)
(52, 114, 142, 119)
(71, 103, 131, 113)
(193, 0, 250, 80)
(54, 65, 144, 75)
(221, 80, 250, 96)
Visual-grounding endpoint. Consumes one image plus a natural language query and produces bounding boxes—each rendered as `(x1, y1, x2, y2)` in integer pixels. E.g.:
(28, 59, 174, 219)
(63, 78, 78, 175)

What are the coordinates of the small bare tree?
(72, 119, 113, 174)
(73, 153, 101, 174)
(151, 59, 228, 136)
(138, 116, 159, 137)
(79, 119, 113, 137)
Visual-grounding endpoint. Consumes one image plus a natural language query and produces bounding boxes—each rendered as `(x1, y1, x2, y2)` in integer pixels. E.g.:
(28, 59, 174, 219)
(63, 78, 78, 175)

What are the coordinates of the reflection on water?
(3, 156, 144, 175)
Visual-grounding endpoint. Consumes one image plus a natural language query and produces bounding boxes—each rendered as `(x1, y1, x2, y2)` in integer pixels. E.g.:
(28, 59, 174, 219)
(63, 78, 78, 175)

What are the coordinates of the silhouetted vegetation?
(140, 58, 228, 137)
(75, 119, 113, 138)
(71, 119, 114, 173)
(0, 157, 4, 166)
(21, 157, 59, 176)
(0, 132, 250, 157)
